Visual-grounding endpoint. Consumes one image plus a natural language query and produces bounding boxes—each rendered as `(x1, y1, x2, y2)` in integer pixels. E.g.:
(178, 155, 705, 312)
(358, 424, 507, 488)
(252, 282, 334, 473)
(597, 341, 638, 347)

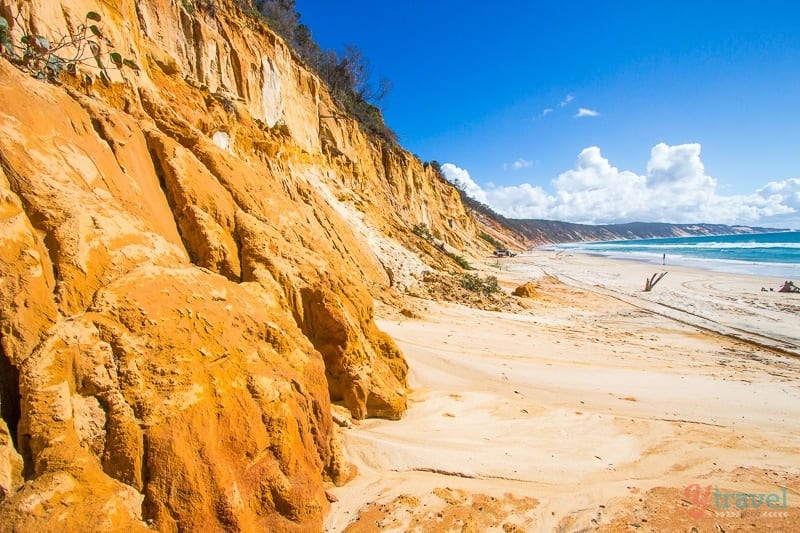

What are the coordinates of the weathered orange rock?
(0, 0, 489, 528)
(0, 417, 22, 501)
(0, 52, 345, 532)
(513, 281, 539, 298)
(4, 266, 340, 530)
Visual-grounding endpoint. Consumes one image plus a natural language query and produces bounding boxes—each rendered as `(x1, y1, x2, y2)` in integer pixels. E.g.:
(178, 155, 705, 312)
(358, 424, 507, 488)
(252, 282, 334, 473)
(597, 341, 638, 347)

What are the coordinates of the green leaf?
(89, 25, 103, 38)
(47, 55, 63, 75)
(122, 58, 140, 70)
(86, 11, 102, 22)
(87, 40, 101, 65)
(21, 34, 32, 45)
(99, 69, 110, 85)
(0, 17, 10, 50)
(34, 35, 50, 51)
(109, 51, 122, 67)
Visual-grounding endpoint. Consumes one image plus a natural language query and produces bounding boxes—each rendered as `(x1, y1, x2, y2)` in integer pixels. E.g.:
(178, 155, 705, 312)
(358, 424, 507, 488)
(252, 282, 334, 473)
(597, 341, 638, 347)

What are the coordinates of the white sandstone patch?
(212, 131, 230, 152)
(261, 56, 282, 127)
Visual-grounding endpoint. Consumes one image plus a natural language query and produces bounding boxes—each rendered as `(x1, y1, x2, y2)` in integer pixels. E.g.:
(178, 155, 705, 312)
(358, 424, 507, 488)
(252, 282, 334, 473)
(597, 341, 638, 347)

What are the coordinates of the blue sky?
(297, 1, 800, 227)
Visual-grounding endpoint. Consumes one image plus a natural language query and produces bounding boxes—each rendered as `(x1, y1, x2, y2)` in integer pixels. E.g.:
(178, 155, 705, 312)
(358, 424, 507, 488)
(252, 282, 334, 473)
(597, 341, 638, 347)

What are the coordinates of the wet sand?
(324, 251, 800, 532)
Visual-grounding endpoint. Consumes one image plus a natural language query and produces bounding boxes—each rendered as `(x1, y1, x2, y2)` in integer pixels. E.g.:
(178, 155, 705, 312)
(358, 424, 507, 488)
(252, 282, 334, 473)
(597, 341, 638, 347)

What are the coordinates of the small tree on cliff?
(237, 0, 396, 142)
(253, 0, 300, 43)
(0, 9, 137, 83)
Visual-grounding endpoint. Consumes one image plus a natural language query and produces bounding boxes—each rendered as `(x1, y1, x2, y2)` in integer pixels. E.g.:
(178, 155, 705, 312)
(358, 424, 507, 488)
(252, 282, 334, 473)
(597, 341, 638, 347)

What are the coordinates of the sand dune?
(324, 251, 800, 532)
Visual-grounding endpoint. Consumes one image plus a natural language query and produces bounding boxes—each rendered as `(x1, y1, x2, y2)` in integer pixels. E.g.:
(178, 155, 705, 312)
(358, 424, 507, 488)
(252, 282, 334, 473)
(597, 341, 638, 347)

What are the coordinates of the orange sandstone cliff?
(0, 0, 486, 529)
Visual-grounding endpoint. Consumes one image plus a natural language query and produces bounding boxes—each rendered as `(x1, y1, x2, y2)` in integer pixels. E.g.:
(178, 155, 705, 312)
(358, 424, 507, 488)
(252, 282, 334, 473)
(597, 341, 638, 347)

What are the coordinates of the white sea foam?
(541, 232, 800, 278)
(583, 242, 800, 250)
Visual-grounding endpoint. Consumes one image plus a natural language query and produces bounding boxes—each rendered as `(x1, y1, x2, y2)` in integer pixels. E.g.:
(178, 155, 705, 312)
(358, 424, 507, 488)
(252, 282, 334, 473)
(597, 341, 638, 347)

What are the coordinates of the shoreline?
(504, 250, 800, 356)
(324, 251, 800, 531)
(539, 230, 800, 279)
(547, 247, 800, 279)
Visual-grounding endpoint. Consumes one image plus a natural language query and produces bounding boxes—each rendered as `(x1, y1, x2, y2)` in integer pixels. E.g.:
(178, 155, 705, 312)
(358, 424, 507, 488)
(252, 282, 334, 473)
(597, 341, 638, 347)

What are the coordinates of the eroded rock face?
(0, 417, 22, 501)
(0, 0, 481, 528)
(299, 283, 408, 420)
(2, 266, 340, 530)
(0, 57, 344, 529)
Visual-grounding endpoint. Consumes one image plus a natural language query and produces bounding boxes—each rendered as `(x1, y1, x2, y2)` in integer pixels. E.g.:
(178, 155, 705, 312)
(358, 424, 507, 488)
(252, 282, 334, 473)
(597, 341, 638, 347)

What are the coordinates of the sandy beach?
(324, 251, 800, 532)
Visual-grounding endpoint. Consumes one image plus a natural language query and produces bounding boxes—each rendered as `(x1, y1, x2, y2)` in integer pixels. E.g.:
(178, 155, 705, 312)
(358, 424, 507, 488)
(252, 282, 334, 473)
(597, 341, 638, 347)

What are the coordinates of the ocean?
(545, 230, 800, 279)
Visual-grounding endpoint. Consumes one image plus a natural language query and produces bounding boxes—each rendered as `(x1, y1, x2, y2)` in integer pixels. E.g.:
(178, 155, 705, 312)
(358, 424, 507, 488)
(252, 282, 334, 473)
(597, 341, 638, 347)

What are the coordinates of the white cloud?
(575, 108, 599, 118)
(757, 178, 800, 211)
(512, 158, 534, 170)
(542, 108, 553, 116)
(441, 163, 488, 204)
(442, 144, 800, 227)
(559, 94, 574, 107)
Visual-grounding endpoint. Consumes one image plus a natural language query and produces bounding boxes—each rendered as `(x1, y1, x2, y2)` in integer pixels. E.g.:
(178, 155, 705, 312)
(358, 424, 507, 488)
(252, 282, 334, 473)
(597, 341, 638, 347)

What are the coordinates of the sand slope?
(325, 252, 800, 532)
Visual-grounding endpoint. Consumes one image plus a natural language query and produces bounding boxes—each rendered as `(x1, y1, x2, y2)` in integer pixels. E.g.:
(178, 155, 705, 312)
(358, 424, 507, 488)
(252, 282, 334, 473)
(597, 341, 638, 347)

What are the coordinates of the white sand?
(506, 250, 800, 354)
(324, 251, 800, 531)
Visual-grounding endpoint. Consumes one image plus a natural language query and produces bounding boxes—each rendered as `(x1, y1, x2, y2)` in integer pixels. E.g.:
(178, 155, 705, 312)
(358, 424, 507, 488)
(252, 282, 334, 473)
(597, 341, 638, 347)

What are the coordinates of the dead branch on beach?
(644, 272, 668, 292)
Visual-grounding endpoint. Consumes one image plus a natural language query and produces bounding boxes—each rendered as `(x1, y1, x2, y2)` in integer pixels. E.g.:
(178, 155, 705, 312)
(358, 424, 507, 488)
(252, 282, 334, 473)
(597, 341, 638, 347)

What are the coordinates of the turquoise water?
(547, 231, 800, 278)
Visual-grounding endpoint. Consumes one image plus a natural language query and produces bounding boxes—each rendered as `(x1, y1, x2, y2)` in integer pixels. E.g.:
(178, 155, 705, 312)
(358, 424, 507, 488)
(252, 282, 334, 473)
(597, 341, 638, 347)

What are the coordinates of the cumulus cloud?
(559, 94, 574, 107)
(440, 163, 487, 204)
(542, 108, 553, 116)
(512, 158, 534, 170)
(757, 178, 800, 210)
(575, 107, 600, 118)
(441, 144, 800, 226)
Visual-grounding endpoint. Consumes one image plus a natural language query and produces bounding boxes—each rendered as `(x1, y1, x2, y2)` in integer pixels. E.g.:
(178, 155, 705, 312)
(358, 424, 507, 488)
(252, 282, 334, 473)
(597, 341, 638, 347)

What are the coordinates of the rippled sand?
(324, 251, 800, 532)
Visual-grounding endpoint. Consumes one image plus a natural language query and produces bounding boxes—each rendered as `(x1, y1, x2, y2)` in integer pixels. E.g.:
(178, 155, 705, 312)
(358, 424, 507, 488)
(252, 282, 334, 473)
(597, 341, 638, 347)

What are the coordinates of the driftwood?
(644, 271, 668, 292)
(779, 281, 800, 293)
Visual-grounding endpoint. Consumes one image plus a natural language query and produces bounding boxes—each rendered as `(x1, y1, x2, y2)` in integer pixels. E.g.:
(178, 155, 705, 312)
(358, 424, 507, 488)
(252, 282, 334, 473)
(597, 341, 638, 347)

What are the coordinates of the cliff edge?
(0, 0, 482, 529)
